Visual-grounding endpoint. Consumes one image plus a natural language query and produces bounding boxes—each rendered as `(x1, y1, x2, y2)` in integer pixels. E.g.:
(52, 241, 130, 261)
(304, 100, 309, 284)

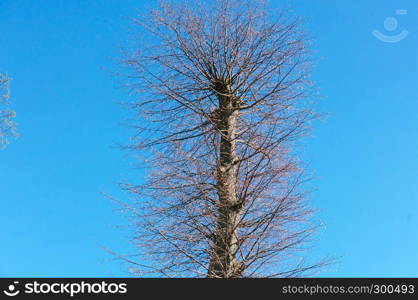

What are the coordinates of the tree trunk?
(207, 85, 242, 278)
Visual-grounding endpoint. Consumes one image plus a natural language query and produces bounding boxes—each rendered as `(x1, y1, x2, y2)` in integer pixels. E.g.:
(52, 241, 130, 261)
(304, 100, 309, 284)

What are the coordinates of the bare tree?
(118, 0, 324, 278)
(0, 73, 17, 148)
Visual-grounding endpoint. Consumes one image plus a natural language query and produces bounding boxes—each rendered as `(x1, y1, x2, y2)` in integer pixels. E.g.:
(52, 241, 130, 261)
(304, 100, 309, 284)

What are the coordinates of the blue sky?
(0, 0, 417, 277)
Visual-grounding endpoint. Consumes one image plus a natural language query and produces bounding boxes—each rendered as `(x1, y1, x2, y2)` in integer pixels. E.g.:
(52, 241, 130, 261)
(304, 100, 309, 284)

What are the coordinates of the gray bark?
(208, 83, 243, 278)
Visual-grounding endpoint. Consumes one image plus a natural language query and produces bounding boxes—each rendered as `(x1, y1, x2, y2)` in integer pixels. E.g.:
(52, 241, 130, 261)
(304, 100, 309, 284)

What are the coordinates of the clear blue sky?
(0, 0, 417, 277)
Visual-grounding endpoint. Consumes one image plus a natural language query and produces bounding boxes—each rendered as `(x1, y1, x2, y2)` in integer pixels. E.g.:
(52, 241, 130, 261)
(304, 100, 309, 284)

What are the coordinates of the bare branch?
(0, 73, 17, 148)
(118, 0, 325, 278)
